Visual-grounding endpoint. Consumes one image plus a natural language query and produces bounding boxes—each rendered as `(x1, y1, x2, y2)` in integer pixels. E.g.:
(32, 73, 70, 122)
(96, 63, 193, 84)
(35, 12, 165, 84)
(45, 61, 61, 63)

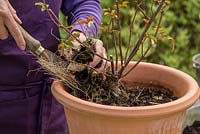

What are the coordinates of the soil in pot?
(66, 68, 178, 107)
(183, 121, 200, 134)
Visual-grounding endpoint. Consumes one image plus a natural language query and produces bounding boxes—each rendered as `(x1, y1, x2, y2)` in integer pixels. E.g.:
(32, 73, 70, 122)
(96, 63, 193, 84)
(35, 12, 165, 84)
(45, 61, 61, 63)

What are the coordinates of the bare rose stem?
(116, 0, 123, 67)
(111, 18, 118, 72)
(124, 8, 138, 64)
(118, 0, 166, 79)
(121, 5, 165, 78)
(110, 55, 115, 74)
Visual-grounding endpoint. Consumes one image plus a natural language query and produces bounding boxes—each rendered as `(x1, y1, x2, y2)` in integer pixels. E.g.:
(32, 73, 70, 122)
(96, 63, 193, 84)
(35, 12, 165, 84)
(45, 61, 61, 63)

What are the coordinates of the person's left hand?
(0, 0, 25, 50)
(71, 31, 106, 71)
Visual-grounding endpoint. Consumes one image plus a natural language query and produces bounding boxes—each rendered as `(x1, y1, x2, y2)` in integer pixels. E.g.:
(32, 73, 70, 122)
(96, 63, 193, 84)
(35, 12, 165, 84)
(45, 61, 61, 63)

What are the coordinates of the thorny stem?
(118, 0, 166, 79)
(116, 0, 123, 67)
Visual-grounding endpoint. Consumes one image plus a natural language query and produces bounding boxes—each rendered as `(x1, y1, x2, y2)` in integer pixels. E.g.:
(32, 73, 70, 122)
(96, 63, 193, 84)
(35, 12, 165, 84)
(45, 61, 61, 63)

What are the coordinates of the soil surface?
(183, 121, 200, 134)
(67, 69, 178, 107)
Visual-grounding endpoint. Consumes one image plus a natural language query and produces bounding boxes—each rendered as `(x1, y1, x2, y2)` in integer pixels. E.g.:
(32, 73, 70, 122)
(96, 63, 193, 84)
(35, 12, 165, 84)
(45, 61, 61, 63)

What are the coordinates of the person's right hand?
(0, 0, 25, 50)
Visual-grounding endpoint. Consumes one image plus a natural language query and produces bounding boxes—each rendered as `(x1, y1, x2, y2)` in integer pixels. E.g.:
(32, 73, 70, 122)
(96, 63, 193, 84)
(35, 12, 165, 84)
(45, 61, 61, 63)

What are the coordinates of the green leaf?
(143, 18, 149, 24)
(35, 2, 49, 12)
(119, 1, 129, 8)
(165, 0, 171, 5)
(58, 42, 67, 50)
(65, 40, 74, 47)
(66, 25, 75, 29)
(147, 34, 158, 43)
(34, 2, 45, 6)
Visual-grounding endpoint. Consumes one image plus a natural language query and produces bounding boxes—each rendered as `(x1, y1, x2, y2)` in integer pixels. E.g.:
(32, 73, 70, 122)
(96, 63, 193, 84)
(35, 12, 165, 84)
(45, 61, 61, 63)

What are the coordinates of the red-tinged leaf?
(159, 34, 168, 39)
(78, 20, 88, 25)
(87, 16, 94, 22)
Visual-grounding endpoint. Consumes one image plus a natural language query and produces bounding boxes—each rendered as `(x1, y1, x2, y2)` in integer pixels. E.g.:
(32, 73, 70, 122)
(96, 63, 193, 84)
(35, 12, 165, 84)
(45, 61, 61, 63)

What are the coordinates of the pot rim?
(52, 62, 200, 118)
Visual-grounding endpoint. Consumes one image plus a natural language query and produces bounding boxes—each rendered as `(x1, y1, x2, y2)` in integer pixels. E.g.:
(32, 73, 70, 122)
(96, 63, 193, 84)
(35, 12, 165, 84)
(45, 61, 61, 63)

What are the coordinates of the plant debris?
(65, 69, 177, 107)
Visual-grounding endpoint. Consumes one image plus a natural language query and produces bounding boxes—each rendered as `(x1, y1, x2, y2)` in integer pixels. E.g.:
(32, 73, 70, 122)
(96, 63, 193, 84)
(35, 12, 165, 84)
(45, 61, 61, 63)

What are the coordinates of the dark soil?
(66, 69, 177, 107)
(183, 121, 200, 134)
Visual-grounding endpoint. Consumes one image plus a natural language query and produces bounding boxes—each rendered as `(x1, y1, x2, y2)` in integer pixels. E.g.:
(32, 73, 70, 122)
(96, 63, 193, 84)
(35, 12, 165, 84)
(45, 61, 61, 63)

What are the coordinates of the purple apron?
(0, 0, 67, 134)
(0, 78, 68, 134)
(0, 0, 101, 133)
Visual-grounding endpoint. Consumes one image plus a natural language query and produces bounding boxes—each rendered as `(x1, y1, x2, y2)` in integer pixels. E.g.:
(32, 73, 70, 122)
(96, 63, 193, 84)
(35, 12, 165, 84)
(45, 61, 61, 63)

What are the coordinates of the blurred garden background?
(99, 0, 200, 78)
(60, 0, 200, 78)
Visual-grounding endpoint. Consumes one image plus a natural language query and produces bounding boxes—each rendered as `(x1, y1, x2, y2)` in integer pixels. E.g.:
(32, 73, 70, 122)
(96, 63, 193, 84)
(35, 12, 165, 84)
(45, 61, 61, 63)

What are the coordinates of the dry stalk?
(37, 57, 85, 94)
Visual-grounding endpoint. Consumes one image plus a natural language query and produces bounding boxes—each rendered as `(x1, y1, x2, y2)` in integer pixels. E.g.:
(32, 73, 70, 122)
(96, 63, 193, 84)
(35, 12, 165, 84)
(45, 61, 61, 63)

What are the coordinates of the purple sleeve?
(61, 0, 102, 37)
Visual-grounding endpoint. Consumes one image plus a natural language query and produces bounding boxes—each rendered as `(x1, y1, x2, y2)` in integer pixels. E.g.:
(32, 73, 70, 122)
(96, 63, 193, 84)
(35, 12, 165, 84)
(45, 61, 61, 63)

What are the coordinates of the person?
(0, 0, 104, 134)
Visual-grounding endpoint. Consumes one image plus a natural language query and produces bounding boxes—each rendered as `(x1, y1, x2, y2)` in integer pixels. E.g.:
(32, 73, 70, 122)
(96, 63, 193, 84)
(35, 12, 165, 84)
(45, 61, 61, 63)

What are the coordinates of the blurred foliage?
(99, 0, 200, 78)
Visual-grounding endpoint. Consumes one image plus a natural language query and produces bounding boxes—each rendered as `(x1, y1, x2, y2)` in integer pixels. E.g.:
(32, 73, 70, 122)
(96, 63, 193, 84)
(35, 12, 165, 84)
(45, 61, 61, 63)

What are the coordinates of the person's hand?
(71, 31, 106, 71)
(0, 0, 25, 50)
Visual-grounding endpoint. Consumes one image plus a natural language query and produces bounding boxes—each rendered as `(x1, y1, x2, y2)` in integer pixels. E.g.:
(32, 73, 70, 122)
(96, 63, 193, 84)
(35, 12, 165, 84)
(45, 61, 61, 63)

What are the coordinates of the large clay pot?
(52, 62, 200, 134)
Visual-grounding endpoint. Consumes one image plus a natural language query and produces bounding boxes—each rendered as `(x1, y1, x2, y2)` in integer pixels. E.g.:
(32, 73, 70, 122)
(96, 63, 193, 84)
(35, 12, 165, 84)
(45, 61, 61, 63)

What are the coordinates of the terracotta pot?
(52, 62, 200, 134)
